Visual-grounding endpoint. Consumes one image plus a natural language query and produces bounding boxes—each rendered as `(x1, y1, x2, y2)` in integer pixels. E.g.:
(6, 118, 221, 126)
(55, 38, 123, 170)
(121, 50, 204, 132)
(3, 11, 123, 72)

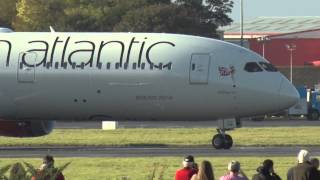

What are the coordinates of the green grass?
(0, 157, 301, 180)
(0, 127, 320, 147)
(0, 128, 316, 179)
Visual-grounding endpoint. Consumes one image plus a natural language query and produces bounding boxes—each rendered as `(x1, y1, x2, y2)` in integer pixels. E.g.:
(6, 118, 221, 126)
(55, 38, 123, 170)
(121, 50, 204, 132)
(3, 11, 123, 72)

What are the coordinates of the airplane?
(0, 27, 299, 149)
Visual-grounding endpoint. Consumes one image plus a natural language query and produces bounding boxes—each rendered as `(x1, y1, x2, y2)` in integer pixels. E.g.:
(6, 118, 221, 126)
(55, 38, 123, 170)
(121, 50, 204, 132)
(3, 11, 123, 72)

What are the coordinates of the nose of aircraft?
(278, 78, 300, 110)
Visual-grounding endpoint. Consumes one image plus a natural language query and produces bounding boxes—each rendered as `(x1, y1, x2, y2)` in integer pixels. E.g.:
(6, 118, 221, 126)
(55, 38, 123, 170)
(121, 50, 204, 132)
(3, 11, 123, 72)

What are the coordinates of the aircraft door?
(189, 53, 210, 84)
(17, 52, 36, 83)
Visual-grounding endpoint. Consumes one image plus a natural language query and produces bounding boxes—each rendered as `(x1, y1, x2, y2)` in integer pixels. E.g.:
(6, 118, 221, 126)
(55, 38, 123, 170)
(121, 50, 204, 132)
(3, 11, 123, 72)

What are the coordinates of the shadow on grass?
(124, 144, 214, 148)
(127, 144, 169, 147)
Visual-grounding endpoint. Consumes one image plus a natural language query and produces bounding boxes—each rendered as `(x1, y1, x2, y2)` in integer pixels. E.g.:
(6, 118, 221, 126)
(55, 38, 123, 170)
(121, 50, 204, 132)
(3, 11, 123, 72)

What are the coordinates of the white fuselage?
(0, 32, 298, 121)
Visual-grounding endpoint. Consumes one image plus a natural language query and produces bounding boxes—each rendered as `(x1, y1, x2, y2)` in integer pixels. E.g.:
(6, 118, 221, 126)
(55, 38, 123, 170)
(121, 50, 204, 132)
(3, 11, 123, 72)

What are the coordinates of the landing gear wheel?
(223, 134, 233, 149)
(212, 134, 233, 149)
(212, 134, 225, 149)
(308, 110, 319, 121)
(212, 119, 239, 149)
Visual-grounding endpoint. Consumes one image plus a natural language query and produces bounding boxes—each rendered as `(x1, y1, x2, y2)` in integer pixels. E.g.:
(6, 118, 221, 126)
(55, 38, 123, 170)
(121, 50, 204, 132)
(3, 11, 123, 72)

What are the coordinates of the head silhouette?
(197, 160, 215, 180)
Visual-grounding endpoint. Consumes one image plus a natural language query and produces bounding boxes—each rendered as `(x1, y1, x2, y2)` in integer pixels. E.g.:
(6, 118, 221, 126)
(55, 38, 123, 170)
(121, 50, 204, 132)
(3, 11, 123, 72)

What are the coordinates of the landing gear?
(212, 129, 233, 149)
(211, 118, 240, 149)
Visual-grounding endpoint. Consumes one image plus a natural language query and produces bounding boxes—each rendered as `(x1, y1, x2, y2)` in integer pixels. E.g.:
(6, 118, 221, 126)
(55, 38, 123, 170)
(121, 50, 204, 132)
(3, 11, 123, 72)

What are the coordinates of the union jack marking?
(219, 66, 235, 77)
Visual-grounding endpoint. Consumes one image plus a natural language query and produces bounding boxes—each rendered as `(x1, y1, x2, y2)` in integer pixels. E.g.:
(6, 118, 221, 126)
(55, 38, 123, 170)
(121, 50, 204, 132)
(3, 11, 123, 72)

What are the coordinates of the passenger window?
(244, 62, 263, 72)
(46, 63, 51, 69)
(106, 63, 111, 69)
(115, 63, 120, 69)
(80, 62, 85, 69)
(124, 62, 128, 70)
(97, 62, 102, 69)
(167, 63, 172, 70)
(72, 63, 76, 69)
(259, 62, 278, 72)
(63, 62, 67, 69)
(55, 62, 59, 69)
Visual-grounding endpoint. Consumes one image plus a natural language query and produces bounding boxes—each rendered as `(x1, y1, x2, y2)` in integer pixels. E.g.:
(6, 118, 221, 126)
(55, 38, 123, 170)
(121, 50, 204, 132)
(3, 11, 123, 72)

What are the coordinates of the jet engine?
(0, 27, 14, 32)
(0, 120, 55, 137)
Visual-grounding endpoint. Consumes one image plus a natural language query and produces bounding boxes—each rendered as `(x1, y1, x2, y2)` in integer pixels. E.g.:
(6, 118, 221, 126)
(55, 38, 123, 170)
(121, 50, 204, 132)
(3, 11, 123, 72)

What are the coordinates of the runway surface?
(55, 119, 320, 129)
(1, 146, 320, 158)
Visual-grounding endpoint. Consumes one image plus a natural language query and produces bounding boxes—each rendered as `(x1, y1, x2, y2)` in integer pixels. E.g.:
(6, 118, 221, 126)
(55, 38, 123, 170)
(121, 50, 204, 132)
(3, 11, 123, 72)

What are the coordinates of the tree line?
(0, 0, 233, 38)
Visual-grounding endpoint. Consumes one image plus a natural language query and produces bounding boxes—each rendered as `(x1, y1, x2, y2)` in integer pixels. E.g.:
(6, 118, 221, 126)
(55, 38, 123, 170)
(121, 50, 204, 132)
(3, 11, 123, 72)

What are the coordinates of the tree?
(114, 3, 219, 37)
(0, 0, 18, 28)
(98, 0, 159, 32)
(176, 0, 234, 26)
(53, 0, 157, 32)
(115, 0, 233, 37)
(175, 0, 203, 9)
(63, 5, 102, 32)
(13, 0, 156, 32)
(14, 0, 65, 31)
(204, 0, 234, 26)
(12, 0, 234, 37)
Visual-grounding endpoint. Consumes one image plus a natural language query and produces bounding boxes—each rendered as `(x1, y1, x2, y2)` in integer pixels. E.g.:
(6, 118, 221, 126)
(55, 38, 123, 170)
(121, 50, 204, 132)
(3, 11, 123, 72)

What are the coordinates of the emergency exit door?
(17, 52, 37, 83)
(189, 54, 210, 84)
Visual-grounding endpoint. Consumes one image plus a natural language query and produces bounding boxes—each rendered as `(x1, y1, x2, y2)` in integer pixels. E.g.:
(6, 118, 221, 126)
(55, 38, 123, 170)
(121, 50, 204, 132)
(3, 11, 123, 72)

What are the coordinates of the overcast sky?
(230, 0, 320, 22)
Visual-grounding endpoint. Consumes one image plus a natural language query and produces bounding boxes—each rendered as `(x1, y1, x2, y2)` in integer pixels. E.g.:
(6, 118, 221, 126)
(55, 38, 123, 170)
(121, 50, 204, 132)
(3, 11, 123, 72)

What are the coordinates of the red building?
(221, 17, 320, 85)
(249, 29, 320, 67)
(222, 17, 320, 67)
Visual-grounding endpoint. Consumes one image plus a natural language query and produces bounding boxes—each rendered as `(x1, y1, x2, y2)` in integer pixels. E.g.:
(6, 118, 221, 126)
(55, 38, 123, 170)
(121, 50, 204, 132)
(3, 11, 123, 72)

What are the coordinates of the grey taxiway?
(1, 146, 320, 158)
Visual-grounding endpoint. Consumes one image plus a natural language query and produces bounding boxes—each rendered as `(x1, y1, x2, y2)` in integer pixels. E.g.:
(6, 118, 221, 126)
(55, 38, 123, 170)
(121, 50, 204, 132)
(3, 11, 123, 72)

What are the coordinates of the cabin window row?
(19, 62, 172, 70)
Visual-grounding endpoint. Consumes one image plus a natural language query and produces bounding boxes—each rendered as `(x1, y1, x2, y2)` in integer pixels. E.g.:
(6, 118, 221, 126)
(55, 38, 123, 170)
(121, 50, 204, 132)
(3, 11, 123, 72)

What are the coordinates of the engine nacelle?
(0, 27, 14, 33)
(0, 121, 55, 137)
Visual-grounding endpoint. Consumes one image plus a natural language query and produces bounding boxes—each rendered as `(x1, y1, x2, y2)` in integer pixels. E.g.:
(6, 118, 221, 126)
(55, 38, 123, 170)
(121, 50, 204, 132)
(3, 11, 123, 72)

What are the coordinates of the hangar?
(222, 17, 320, 86)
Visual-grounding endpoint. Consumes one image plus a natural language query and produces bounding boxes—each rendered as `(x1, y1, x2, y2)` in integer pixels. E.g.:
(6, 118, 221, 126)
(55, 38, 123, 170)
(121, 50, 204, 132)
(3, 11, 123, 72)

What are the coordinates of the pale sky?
(230, 0, 320, 22)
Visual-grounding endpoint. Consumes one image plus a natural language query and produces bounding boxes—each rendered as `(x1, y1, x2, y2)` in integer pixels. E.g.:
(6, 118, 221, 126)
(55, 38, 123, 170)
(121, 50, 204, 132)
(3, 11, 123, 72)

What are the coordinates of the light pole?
(285, 43, 297, 83)
(240, 0, 244, 47)
(257, 36, 270, 58)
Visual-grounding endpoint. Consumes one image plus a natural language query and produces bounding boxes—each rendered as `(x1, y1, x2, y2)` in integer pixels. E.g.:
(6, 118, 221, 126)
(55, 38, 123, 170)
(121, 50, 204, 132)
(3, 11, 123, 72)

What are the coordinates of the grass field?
(0, 127, 318, 179)
(0, 127, 320, 147)
(0, 156, 301, 179)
